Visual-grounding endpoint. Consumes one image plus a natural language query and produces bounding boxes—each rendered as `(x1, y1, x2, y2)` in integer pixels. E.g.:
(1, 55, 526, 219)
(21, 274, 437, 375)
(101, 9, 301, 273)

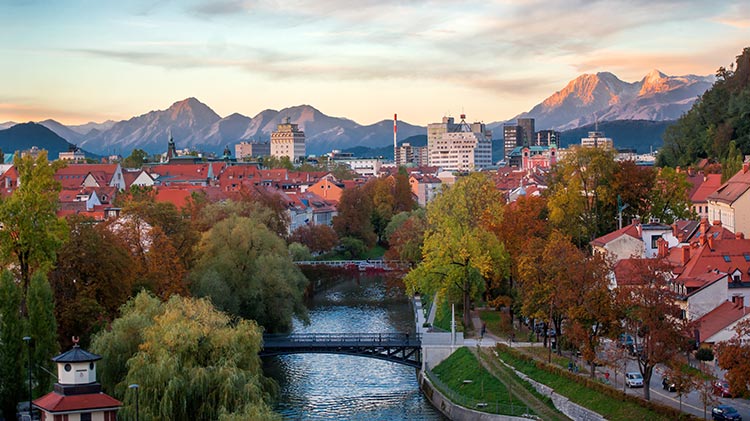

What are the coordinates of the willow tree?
(0, 151, 68, 309)
(404, 173, 508, 328)
(190, 215, 308, 333)
(92, 292, 279, 421)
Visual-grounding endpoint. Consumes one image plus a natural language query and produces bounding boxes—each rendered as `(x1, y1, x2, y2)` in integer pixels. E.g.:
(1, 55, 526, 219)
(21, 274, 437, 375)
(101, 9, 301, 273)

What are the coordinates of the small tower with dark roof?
(33, 339, 121, 421)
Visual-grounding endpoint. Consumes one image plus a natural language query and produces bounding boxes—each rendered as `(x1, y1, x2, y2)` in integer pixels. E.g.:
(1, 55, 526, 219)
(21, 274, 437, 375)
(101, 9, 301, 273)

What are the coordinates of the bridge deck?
(261, 333, 422, 368)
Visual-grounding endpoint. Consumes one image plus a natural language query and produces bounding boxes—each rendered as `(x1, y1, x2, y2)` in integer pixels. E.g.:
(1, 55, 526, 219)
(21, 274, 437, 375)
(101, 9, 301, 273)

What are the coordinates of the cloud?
(0, 101, 117, 124)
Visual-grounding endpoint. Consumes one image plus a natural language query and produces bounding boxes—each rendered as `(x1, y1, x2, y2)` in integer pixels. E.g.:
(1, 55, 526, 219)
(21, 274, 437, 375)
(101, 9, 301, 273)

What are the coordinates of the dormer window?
(723, 255, 731, 262)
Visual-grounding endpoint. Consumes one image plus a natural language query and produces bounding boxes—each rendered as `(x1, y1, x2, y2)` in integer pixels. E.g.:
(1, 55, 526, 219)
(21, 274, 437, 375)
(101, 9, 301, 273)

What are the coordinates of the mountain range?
(0, 69, 714, 157)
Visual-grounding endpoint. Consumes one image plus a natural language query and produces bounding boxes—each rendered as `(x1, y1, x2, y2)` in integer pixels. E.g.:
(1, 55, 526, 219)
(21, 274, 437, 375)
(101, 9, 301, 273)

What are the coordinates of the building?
(707, 162, 750, 237)
(58, 145, 86, 162)
(427, 114, 492, 171)
(235, 141, 271, 160)
(503, 125, 522, 160)
(427, 117, 461, 166)
(270, 118, 306, 163)
(517, 118, 535, 146)
(581, 131, 614, 149)
(534, 130, 560, 147)
(34, 342, 122, 421)
(332, 157, 383, 177)
(395, 143, 414, 166)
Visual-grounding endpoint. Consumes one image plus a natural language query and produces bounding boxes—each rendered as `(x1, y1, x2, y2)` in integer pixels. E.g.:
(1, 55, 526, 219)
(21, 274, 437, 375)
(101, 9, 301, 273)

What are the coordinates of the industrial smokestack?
(394, 113, 398, 165)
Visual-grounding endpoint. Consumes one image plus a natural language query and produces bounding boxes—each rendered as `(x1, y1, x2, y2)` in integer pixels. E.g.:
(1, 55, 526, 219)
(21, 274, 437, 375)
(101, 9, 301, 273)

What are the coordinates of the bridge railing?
(263, 332, 421, 346)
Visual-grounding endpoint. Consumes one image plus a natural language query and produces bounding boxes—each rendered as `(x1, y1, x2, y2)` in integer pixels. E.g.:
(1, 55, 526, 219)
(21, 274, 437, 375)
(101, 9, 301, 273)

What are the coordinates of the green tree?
(383, 210, 427, 266)
(404, 173, 508, 329)
(190, 215, 308, 333)
(546, 146, 616, 245)
(0, 271, 24, 417)
(121, 148, 148, 169)
(722, 140, 744, 183)
(288, 242, 312, 261)
(26, 272, 58, 397)
(264, 155, 294, 170)
(91, 292, 280, 421)
(0, 151, 68, 310)
(647, 167, 693, 223)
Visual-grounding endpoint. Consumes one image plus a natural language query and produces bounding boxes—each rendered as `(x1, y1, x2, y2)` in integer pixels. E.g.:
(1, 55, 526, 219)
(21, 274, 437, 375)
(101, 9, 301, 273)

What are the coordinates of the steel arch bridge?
(260, 333, 422, 368)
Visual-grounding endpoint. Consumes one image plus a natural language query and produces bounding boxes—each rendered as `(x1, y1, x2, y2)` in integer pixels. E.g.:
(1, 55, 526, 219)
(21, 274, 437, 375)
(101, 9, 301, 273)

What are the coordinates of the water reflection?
(265, 274, 446, 420)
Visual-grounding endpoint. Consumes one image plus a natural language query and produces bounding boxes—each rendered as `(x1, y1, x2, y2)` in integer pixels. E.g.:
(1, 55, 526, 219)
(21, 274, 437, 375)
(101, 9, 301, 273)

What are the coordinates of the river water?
(264, 273, 446, 421)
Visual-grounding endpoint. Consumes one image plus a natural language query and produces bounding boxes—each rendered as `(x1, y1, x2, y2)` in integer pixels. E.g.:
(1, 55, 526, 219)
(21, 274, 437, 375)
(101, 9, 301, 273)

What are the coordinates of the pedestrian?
(481, 321, 487, 339)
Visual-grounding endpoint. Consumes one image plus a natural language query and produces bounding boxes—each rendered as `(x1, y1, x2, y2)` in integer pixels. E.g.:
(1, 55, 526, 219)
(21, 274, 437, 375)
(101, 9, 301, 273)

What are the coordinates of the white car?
(625, 372, 644, 388)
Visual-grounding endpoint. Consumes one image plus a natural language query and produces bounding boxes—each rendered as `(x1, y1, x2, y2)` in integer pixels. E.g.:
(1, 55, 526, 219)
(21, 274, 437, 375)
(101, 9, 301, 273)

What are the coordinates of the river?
(264, 273, 446, 420)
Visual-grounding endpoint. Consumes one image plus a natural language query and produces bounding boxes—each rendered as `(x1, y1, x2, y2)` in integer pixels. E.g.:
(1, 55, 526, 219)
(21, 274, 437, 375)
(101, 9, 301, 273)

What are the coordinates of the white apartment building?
(427, 114, 492, 171)
(270, 118, 306, 162)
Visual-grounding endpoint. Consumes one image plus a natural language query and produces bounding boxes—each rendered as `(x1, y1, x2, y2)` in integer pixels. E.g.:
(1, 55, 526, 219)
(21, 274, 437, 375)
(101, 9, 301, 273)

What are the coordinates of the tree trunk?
(643, 367, 652, 401)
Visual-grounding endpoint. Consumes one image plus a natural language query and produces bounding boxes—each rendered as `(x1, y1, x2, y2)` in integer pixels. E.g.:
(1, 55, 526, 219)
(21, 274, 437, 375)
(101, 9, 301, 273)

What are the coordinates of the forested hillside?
(658, 47, 750, 167)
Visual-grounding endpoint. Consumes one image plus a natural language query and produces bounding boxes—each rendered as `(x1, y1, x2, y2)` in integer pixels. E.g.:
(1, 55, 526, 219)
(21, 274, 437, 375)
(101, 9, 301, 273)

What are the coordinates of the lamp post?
(23, 336, 32, 414)
(128, 384, 139, 421)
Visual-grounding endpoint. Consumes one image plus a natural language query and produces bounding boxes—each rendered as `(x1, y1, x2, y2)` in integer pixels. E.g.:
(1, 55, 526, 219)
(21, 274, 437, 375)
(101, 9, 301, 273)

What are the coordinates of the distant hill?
(560, 120, 675, 154)
(342, 135, 427, 159)
(0, 122, 96, 159)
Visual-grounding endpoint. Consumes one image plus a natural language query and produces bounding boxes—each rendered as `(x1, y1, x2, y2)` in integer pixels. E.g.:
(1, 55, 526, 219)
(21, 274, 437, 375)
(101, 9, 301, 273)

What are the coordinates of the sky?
(1, 0, 749, 127)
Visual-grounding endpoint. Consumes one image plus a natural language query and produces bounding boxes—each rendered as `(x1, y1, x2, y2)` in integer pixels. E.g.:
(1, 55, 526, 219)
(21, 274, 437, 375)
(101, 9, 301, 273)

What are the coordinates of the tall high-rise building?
(427, 114, 492, 171)
(517, 118, 535, 147)
(503, 125, 522, 159)
(535, 130, 561, 147)
(270, 117, 306, 162)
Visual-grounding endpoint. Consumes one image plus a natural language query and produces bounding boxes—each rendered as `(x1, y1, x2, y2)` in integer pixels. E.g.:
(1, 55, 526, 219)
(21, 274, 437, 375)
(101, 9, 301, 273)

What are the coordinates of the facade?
(34, 343, 121, 421)
(409, 173, 442, 206)
(395, 143, 414, 166)
(534, 130, 560, 147)
(427, 115, 492, 171)
(503, 125, 522, 160)
(707, 163, 750, 237)
(270, 118, 306, 163)
(333, 157, 382, 176)
(235, 141, 271, 160)
(517, 118, 535, 147)
(581, 131, 614, 149)
(427, 117, 461, 166)
(58, 146, 86, 162)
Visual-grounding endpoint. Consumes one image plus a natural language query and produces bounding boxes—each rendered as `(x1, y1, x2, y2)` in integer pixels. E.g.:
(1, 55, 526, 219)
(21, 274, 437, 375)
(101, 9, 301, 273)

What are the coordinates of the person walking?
(481, 321, 487, 339)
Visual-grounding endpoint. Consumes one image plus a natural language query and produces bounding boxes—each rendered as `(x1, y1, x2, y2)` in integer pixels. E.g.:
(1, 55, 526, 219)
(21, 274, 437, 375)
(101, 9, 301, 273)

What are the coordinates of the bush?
(695, 347, 714, 362)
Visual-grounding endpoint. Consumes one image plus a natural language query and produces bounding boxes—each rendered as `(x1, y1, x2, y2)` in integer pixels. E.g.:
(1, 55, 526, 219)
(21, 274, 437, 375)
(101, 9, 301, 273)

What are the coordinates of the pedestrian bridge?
(260, 333, 422, 368)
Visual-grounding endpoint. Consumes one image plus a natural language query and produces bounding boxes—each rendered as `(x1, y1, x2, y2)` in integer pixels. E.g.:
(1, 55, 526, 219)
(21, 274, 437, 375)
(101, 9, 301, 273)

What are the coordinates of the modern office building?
(517, 118, 535, 146)
(235, 141, 271, 160)
(271, 117, 306, 162)
(503, 125, 522, 159)
(581, 131, 614, 149)
(427, 114, 492, 171)
(535, 129, 561, 147)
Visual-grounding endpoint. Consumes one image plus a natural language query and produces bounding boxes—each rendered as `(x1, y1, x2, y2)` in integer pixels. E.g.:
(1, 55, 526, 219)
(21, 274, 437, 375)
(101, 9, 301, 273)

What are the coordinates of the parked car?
(713, 380, 735, 398)
(619, 334, 634, 348)
(627, 343, 644, 356)
(625, 372, 644, 388)
(712, 405, 742, 421)
(662, 377, 677, 392)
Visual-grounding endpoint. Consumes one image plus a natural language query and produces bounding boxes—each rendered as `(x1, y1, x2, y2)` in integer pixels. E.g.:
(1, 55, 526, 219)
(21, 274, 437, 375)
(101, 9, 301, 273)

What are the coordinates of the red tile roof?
(34, 392, 121, 413)
(688, 173, 722, 203)
(707, 166, 750, 204)
(696, 300, 750, 343)
(591, 223, 641, 247)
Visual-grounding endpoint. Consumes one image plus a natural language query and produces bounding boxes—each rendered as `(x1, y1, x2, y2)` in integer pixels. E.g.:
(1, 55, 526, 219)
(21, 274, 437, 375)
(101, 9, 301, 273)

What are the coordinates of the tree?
(26, 272, 58, 397)
(366, 177, 396, 244)
(49, 216, 134, 348)
(663, 363, 697, 412)
(384, 210, 427, 265)
(716, 318, 750, 398)
(722, 140, 744, 183)
(647, 167, 693, 223)
(263, 155, 294, 170)
(190, 215, 308, 333)
(0, 151, 68, 311)
(609, 160, 655, 223)
(121, 148, 148, 169)
(615, 257, 693, 400)
(288, 242, 312, 261)
(546, 146, 617, 246)
(404, 173, 508, 329)
(332, 186, 376, 247)
(393, 168, 416, 213)
(289, 224, 339, 255)
(91, 292, 280, 420)
(0, 271, 24, 417)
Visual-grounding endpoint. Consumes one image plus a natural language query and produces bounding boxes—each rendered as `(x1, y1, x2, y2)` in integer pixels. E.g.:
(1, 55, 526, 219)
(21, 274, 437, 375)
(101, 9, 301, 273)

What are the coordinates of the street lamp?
(23, 336, 32, 415)
(128, 384, 139, 421)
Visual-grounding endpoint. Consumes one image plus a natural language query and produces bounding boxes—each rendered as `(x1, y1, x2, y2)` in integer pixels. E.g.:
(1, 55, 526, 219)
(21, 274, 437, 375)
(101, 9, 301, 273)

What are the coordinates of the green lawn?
(433, 300, 464, 332)
(431, 347, 532, 416)
(495, 346, 676, 421)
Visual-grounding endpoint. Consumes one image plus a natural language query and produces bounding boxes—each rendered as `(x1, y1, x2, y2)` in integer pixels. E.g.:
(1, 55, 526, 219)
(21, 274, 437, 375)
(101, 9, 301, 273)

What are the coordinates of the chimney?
(672, 223, 678, 238)
(736, 232, 745, 240)
(707, 233, 714, 250)
(682, 245, 691, 265)
(712, 220, 721, 226)
(657, 238, 668, 258)
(744, 162, 749, 174)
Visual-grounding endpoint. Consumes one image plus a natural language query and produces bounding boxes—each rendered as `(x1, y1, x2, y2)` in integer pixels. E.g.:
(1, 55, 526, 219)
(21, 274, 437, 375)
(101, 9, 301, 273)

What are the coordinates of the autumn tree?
(289, 224, 339, 255)
(565, 252, 615, 377)
(332, 186, 376, 247)
(121, 148, 148, 169)
(615, 257, 693, 400)
(546, 146, 617, 246)
(49, 216, 135, 347)
(609, 160, 655, 223)
(0, 270, 24, 417)
(366, 177, 396, 243)
(190, 215, 308, 333)
(393, 168, 416, 213)
(91, 292, 280, 420)
(716, 318, 750, 398)
(647, 166, 693, 223)
(0, 151, 68, 310)
(384, 209, 427, 265)
(492, 195, 548, 314)
(404, 173, 508, 328)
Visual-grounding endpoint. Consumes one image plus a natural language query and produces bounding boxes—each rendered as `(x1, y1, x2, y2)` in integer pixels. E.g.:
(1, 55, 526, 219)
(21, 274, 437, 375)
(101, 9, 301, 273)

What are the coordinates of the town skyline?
(1, 0, 749, 126)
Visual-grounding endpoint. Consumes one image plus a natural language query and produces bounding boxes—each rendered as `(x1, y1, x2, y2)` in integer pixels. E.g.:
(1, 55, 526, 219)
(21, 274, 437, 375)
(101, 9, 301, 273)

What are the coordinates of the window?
(723, 255, 731, 262)
(651, 235, 661, 249)
(80, 413, 91, 421)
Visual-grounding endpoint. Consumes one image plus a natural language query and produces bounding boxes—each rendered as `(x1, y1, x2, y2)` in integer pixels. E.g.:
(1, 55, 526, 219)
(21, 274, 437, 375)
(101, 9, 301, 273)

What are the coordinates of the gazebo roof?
(51, 345, 102, 363)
